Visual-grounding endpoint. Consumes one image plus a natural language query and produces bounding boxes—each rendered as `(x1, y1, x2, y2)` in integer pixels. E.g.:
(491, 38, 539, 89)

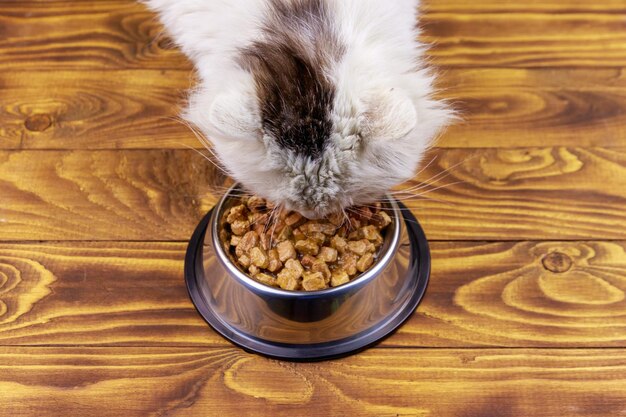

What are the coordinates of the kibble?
(249, 247, 269, 269)
(267, 249, 282, 272)
(302, 271, 326, 291)
(276, 240, 297, 262)
(221, 196, 391, 291)
(318, 246, 338, 263)
(294, 239, 320, 256)
(331, 270, 350, 287)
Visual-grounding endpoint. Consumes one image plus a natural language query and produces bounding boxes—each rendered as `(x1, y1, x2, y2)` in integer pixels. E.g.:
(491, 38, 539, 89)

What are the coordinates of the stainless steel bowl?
(185, 186, 430, 360)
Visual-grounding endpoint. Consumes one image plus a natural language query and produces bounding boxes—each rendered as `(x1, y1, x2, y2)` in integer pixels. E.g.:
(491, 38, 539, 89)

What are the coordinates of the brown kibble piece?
(230, 235, 241, 247)
(356, 253, 375, 272)
(293, 228, 306, 241)
(347, 239, 368, 256)
(255, 272, 277, 287)
(348, 218, 361, 230)
(342, 253, 358, 276)
(227, 204, 247, 223)
(275, 225, 292, 242)
(300, 254, 316, 269)
(248, 264, 260, 276)
(331, 270, 350, 287)
(285, 212, 305, 227)
(354, 207, 373, 222)
(308, 231, 327, 246)
(311, 260, 331, 283)
(236, 231, 259, 257)
(247, 196, 265, 212)
(258, 231, 270, 251)
(267, 249, 282, 272)
(360, 225, 382, 242)
(302, 272, 326, 291)
(231, 219, 250, 236)
(277, 269, 300, 290)
(301, 221, 337, 236)
(330, 235, 348, 253)
(267, 219, 286, 238)
(284, 258, 304, 278)
(371, 211, 391, 228)
(249, 212, 268, 225)
(295, 239, 320, 256)
(318, 223, 338, 235)
(250, 247, 269, 269)
(238, 254, 251, 268)
(318, 246, 338, 263)
(276, 240, 297, 262)
(336, 226, 348, 238)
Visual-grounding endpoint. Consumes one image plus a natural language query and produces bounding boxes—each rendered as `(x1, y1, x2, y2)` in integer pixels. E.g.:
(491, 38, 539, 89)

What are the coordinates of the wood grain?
(0, 70, 193, 150)
(0, 150, 225, 241)
(0, 1, 187, 70)
(423, 0, 626, 13)
(4, 68, 626, 149)
(1, 1, 625, 70)
(0, 242, 206, 346)
(437, 68, 626, 148)
(1, 346, 626, 417)
(1, 148, 624, 241)
(1, 241, 625, 347)
(412, 241, 626, 347)
(405, 147, 626, 240)
(421, 13, 626, 68)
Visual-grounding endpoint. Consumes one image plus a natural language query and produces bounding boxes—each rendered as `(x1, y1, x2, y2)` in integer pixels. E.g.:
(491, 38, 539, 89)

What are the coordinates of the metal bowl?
(185, 187, 430, 361)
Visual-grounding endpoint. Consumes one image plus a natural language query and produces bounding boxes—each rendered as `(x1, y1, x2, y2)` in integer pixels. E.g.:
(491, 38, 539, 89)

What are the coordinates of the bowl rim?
(209, 185, 402, 298)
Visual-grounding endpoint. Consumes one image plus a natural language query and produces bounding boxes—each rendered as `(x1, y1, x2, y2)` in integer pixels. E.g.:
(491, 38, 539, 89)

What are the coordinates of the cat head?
(185, 0, 452, 217)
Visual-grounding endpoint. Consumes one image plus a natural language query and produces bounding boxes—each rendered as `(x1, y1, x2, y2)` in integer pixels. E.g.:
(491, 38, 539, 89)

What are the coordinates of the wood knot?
(24, 114, 52, 132)
(542, 251, 572, 273)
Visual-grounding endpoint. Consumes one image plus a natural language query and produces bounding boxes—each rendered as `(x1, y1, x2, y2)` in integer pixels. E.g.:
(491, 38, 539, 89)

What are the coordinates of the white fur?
(145, 0, 453, 217)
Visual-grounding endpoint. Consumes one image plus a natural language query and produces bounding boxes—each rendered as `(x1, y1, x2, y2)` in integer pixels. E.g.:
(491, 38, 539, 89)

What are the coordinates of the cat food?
(220, 196, 392, 291)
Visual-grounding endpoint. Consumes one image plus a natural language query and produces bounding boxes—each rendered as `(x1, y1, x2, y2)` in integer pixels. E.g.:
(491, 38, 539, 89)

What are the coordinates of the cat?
(145, 0, 453, 218)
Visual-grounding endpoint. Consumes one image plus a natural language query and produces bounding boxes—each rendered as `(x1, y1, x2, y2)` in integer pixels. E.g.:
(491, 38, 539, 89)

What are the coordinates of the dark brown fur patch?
(239, 0, 344, 158)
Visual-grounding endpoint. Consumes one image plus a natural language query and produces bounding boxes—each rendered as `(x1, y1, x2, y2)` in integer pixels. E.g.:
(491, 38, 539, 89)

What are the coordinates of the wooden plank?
(0, 242, 208, 346)
(0, 150, 223, 241)
(1, 148, 624, 241)
(1, 2, 626, 70)
(1, 346, 626, 417)
(437, 68, 626, 148)
(409, 240, 626, 347)
(0, 69, 194, 149)
(403, 147, 626, 240)
(0, 70, 193, 150)
(423, 0, 626, 13)
(421, 13, 626, 68)
(3, 68, 626, 149)
(0, 1, 188, 71)
(0, 241, 625, 347)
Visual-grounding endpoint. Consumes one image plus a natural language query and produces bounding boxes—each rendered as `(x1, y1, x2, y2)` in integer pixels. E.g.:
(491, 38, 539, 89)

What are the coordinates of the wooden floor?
(1, 1, 626, 416)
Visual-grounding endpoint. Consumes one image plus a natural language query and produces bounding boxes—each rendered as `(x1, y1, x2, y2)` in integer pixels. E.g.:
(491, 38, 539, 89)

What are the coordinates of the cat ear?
(363, 89, 417, 141)
(208, 92, 260, 139)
